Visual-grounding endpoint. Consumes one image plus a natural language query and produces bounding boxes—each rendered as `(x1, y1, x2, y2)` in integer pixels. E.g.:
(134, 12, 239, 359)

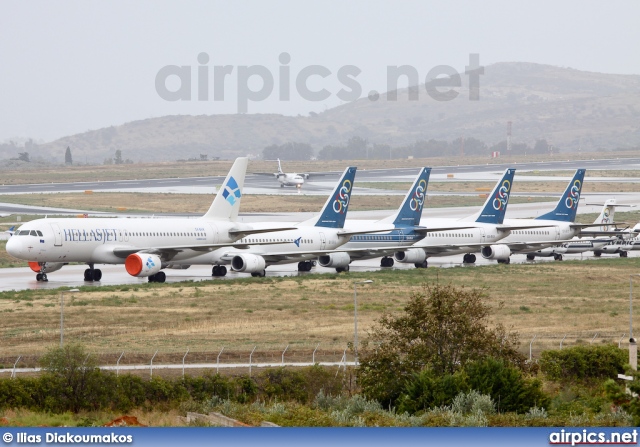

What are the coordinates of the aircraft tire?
(621, 251, 628, 258)
(36, 273, 43, 281)
(84, 269, 93, 281)
(554, 254, 563, 261)
(156, 271, 166, 283)
(42, 274, 48, 281)
(593, 251, 602, 257)
(148, 274, 156, 283)
(526, 254, 535, 261)
(414, 261, 428, 269)
(219, 266, 227, 276)
(93, 269, 102, 281)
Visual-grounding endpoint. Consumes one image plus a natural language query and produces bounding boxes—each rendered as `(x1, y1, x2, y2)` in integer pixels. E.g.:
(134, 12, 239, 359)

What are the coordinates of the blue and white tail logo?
(222, 176, 242, 206)
(475, 168, 516, 224)
(315, 167, 357, 228)
(393, 167, 431, 227)
(536, 169, 585, 222)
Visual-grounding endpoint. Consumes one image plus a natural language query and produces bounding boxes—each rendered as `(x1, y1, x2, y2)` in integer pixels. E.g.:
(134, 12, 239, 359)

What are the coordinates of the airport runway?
(1, 250, 636, 293)
(1, 158, 639, 196)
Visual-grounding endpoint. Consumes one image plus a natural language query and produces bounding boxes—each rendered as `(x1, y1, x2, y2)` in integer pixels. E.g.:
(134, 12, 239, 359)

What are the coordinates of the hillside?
(10, 62, 640, 163)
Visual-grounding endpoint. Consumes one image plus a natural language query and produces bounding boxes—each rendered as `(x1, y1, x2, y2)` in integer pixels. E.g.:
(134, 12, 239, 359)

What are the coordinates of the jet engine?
(28, 261, 65, 273)
(481, 245, 511, 261)
(125, 253, 162, 277)
(394, 248, 427, 264)
(318, 252, 351, 268)
(231, 254, 266, 273)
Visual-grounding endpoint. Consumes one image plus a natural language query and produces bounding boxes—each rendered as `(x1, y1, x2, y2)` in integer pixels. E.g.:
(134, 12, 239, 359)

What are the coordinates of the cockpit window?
(36, 230, 43, 237)
(30, 230, 38, 236)
(18, 230, 30, 236)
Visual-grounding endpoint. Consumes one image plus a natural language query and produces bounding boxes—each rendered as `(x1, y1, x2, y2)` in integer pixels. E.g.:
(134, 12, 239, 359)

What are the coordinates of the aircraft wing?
(571, 222, 626, 229)
(228, 226, 298, 237)
(112, 240, 287, 259)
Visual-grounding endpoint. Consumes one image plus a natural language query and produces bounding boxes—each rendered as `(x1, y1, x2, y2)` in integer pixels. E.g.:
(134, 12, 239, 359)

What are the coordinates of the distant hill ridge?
(9, 62, 640, 163)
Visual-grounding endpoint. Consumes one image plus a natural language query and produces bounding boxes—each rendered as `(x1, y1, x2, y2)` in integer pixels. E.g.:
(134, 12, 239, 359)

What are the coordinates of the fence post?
(11, 356, 21, 379)
(620, 333, 627, 349)
(312, 343, 320, 364)
(335, 349, 347, 378)
(281, 345, 289, 366)
(116, 352, 124, 377)
(529, 335, 537, 362)
(216, 347, 224, 374)
(560, 335, 567, 349)
(182, 348, 190, 378)
(590, 333, 598, 345)
(249, 346, 257, 378)
(150, 350, 158, 379)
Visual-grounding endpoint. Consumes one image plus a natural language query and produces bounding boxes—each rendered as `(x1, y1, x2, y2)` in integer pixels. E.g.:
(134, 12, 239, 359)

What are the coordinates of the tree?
(357, 284, 523, 407)
(18, 152, 30, 162)
(114, 149, 123, 165)
(263, 142, 314, 161)
(39, 344, 112, 413)
(65, 146, 73, 165)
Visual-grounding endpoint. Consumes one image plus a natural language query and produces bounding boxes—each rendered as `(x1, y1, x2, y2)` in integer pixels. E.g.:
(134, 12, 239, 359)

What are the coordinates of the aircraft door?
(319, 232, 326, 250)
(397, 229, 404, 242)
(50, 223, 63, 246)
(479, 227, 486, 244)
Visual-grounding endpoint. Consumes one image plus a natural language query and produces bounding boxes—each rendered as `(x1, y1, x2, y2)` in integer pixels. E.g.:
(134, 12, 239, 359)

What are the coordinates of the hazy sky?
(1, 0, 639, 142)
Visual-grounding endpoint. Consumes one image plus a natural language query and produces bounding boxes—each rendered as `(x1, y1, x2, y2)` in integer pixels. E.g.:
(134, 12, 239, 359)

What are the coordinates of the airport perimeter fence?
(0, 332, 635, 378)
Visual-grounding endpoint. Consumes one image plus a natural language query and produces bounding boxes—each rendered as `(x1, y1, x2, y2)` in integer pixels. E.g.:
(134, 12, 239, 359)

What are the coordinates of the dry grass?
(0, 258, 638, 360)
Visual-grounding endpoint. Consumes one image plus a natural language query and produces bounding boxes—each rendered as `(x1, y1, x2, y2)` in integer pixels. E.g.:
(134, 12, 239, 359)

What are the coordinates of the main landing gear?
(335, 265, 350, 273)
(462, 254, 476, 264)
(497, 258, 511, 264)
(526, 254, 536, 261)
(148, 272, 166, 283)
(414, 260, 428, 269)
(36, 273, 48, 282)
(553, 254, 563, 261)
(84, 265, 102, 282)
(212, 265, 228, 277)
(251, 270, 266, 277)
(297, 261, 314, 272)
(380, 257, 394, 268)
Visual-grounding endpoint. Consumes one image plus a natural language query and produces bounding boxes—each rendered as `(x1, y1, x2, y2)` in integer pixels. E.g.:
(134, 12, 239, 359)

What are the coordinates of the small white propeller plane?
(274, 159, 310, 189)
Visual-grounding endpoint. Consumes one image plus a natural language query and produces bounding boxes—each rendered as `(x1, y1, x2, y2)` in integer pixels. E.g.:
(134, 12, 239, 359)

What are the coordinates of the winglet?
(536, 169, 585, 222)
(202, 157, 248, 221)
(310, 166, 357, 228)
(379, 167, 431, 227)
(467, 168, 516, 224)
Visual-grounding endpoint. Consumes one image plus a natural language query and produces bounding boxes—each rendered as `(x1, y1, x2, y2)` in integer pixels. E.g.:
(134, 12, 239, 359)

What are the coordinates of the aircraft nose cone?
(5, 236, 22, 258)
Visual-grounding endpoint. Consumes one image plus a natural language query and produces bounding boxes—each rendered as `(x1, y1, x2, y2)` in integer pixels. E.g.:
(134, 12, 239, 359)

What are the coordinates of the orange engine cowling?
(125, 253, 162, 277)
(28, 261, 64, 273)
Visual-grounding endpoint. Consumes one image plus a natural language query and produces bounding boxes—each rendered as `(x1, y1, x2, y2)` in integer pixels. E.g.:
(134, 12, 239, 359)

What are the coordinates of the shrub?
(540, 345, 626, 383)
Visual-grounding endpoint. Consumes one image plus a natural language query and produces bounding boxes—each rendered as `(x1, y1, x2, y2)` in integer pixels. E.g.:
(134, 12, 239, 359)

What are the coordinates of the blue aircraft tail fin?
(536, 169, 585, 222)
(312, 166, 357, 228)
(471, 168, 516, 224)
(379, 167, 431, 227)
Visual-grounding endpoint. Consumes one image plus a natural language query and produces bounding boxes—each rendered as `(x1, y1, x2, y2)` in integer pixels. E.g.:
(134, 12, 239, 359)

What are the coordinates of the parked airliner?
(167, 166, 389, 277)
(477, 169, 611, 264)
(5, 158, 294, 283)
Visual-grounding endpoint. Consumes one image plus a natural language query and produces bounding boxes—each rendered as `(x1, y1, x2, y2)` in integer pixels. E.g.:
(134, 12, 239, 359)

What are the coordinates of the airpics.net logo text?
(155, 53, 483, 113)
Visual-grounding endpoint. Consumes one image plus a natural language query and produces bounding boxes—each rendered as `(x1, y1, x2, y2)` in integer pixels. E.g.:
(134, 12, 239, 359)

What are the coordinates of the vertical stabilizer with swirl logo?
(313, 166, 357, 228)
(536, 169, 586, 222)
(473, 168, 516, 224)
(389, 167, 432, 227)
